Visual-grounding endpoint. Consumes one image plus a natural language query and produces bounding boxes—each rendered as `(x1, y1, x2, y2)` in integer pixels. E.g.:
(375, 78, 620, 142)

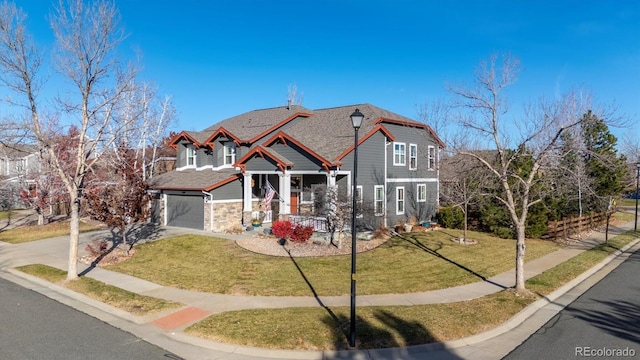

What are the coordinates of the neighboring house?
(150, 103, 445, 232)
(0, 144, 40, 180)
(0, 144, 41, 208)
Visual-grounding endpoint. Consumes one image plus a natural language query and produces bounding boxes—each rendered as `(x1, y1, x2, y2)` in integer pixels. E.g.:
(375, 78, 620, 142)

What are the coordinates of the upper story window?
(428, 146, 436, 170)
(186, 147, 197, 167)
(393, 142, 406, 166)
(409, 144, 418, 170)
(224, 143, 236, 165)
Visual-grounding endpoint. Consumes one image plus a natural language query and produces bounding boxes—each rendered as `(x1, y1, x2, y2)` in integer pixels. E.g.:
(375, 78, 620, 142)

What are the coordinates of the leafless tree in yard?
(448, 53, 602, 294)
(0, 0, 139, 280)
(440, 155, 488, 242)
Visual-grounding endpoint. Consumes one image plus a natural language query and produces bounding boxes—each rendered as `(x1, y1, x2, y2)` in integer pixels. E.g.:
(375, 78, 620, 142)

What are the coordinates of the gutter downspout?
(202, 191, 213, 231)
(385, 139, 391, 228)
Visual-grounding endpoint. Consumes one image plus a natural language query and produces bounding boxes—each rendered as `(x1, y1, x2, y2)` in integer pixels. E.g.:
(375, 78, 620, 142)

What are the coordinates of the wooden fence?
(541, 212, 610, 240)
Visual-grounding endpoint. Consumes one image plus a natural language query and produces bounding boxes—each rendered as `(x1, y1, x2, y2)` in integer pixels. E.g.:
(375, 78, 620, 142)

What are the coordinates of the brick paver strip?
(152, 306, 211, 330)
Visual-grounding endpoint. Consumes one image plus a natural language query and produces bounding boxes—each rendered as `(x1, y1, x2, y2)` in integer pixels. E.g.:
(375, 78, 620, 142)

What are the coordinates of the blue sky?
(18, 0, 640, 143)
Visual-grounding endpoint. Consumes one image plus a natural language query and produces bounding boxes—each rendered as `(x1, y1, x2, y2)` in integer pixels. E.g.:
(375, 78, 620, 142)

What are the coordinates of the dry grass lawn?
(108, 228, 562, 297)
(16, 264, 182, 315)
(0, 220, 101, 244)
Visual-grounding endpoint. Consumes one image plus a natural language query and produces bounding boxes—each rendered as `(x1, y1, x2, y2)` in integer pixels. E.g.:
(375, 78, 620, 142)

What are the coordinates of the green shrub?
(437, 207, 464, 229)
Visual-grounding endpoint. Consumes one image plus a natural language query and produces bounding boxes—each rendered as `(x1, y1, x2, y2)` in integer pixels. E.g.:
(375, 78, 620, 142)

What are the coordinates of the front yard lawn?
(0, 220, 102, 244)
(184, 230, 639, 350)
(107, 229, 562, 297)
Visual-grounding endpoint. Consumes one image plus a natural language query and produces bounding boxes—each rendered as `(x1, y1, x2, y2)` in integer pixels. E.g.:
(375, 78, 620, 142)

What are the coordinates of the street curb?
(2, 268, 187, 325)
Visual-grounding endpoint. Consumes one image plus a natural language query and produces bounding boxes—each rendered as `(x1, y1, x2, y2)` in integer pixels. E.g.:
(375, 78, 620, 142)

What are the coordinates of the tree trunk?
(463, 201, 468, 242)
(514, 224, 526, 292)
(66, 195, 80, 281)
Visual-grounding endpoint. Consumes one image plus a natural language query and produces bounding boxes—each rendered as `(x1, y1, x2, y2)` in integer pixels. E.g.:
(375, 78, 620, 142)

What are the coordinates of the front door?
(290, 193, 298, 215)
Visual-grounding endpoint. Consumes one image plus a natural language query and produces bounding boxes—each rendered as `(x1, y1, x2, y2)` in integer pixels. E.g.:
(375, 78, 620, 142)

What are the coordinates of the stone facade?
(213, 201, 243, 232)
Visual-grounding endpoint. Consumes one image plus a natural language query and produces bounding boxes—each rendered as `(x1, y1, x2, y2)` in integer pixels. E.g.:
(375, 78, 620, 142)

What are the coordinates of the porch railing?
(252, 210, 273, 223)
(289, 215, 351, 232)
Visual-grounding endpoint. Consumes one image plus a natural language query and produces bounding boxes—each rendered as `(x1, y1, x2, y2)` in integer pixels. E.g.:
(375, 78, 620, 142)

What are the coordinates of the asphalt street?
(503, 248, 640, 360)
(0, 277, 181, 360)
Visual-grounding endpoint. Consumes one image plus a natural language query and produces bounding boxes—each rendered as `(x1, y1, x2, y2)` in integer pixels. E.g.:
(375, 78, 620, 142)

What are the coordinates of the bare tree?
(416, 98, 450, 145)
(286, 83, 304, 106)
(440, 155, 487, 242)
(448, 53, 597, 294)
(0, 0, 138, 280)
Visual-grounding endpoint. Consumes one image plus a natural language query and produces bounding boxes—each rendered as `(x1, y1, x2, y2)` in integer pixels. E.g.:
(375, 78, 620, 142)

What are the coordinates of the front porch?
(242, 172, 350, 225)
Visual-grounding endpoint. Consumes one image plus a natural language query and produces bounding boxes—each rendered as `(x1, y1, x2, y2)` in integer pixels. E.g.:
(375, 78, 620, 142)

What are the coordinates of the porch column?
(243, 174, 253, 225)
(327, 172, 336, 187)
(280, 173, 291, 216)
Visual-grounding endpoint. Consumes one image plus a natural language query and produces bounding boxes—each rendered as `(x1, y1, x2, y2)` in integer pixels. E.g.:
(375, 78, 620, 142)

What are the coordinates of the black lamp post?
(349, 108, 364, 348)
(635, 162, 639, 232)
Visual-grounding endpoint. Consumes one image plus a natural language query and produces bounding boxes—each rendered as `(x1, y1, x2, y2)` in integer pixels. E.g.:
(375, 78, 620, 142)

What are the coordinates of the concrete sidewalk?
(1, 219, 639, 359)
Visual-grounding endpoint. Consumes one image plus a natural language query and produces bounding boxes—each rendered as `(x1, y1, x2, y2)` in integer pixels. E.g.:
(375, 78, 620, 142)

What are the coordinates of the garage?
(166, 194, 204, 230)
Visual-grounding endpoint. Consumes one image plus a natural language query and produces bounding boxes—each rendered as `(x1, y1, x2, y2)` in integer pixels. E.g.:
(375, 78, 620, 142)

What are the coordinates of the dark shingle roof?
(203, 105, 312, 141)
(149, 168, 239, 191)
(281, 103, 424, 162)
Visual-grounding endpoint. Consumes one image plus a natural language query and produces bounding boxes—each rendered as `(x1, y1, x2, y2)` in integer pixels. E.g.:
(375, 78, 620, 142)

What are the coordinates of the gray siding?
(176, 142, 188, 168)
(385, 124, 438, 180)
(197, 148, 213, 167)
(341, 132, 387, 187)
(211, 179, 243, 200)
(244, 156, 283, 171)
(268, 143, 325, 171)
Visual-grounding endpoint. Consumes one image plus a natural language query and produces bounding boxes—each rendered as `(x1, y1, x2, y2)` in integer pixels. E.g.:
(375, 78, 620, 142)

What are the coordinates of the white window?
(393, 142, 406, 166)
(356, 185, 363, 218)
(428, 145, 435, 170)
(374, 185, 384, 215)
(396, 186, 405, 215)
(224, 143, 236, 165)
(186, 147, 196, 167)
(417, 184, 427, 202)
(409, 144, 418, 170)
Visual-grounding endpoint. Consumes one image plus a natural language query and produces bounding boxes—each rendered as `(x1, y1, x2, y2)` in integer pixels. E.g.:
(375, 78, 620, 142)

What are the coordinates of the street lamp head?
(350, 108, 364, 130)
(636, 161, 640, 170)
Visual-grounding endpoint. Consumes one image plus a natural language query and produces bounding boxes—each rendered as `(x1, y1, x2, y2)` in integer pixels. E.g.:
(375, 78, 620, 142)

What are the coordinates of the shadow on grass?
(79, 223, 167, 277)
(319, 310, 462, 357)
(396, 232, 508, 290)
(281, 241, 342, 330)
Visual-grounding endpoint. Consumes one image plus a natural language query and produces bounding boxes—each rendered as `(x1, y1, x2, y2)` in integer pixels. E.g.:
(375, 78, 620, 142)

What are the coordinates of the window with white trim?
(396, 186, 405, 215)
(393, 142, 406, 166)
(417, 184, 427, 202)
(186, 147, 196, 167)
(374, 185, 384, 215)
(428, 145, 435, 170)
(409, 144, 418, 170)
(224, 143, 236, 165)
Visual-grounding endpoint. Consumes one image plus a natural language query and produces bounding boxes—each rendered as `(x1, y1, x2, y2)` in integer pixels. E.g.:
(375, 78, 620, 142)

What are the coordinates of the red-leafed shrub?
(291, 224, 314, 243)
(271, 220, 294, 239)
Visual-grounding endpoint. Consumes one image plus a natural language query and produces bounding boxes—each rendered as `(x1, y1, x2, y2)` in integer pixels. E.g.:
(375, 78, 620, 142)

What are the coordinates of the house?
(0, 144, 41, 209)
(150, 104, 445, 232)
